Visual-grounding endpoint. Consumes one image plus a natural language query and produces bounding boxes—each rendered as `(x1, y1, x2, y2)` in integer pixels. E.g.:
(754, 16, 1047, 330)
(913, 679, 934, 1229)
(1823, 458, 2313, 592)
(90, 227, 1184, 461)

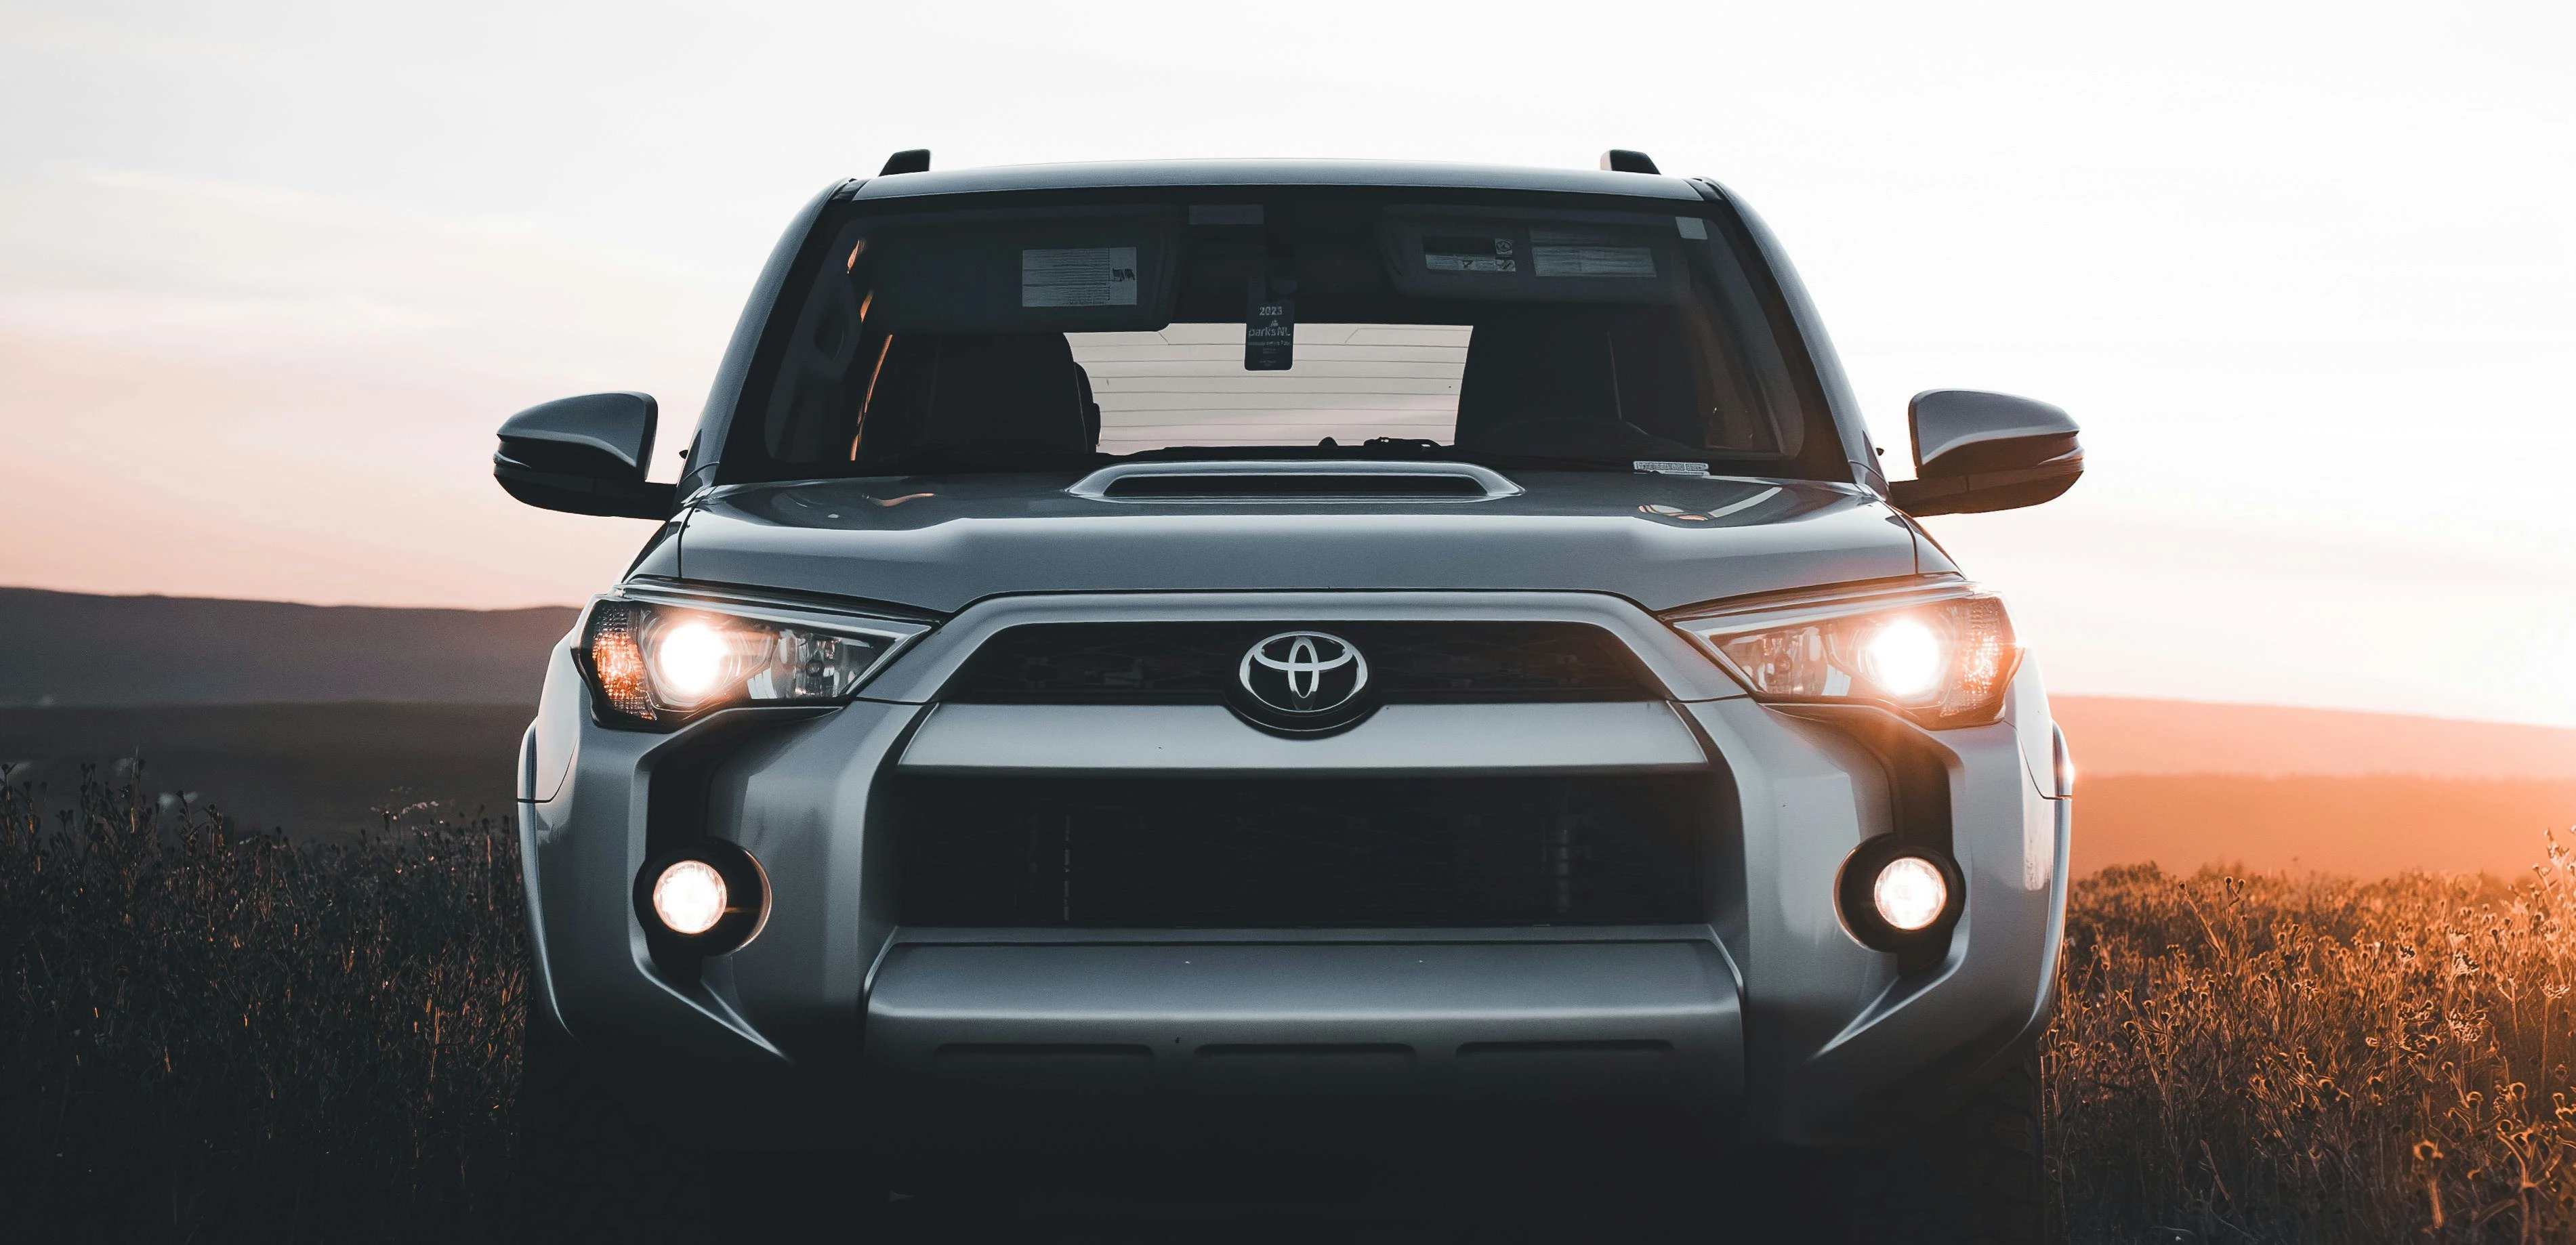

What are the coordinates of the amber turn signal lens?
(586, 604, 653, 721)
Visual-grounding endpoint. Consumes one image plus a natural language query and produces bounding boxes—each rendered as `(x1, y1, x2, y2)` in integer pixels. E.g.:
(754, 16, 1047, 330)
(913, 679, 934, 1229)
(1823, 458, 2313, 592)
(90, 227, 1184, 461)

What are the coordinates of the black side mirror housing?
(1885, 389, 2084, 516)
(493, 392, 677, 519)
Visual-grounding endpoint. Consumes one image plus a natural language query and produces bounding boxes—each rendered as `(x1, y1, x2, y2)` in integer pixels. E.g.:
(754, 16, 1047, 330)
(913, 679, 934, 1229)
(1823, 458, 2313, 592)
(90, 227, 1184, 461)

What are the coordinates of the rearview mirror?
(1885, 389, 2083, 516)
(492, 392, 677, 519)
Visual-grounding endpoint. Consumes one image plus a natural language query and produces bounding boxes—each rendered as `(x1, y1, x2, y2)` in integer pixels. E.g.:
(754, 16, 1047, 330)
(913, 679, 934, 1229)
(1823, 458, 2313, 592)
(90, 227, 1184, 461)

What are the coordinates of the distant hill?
(2073, 774, 2576, 877)
(0, 703, 527, 835)
(2050, 696, 2576, 875)
(4, 587, 2573, 866)
(2052, 695, 2576, 780)
(0, 587, 577, 706)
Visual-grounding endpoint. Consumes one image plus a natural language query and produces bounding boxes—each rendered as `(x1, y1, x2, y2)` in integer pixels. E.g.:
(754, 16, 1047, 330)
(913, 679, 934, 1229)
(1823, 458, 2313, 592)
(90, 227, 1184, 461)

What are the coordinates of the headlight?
(577, 589, 923, 729)
(1667, 583, 2020, 727)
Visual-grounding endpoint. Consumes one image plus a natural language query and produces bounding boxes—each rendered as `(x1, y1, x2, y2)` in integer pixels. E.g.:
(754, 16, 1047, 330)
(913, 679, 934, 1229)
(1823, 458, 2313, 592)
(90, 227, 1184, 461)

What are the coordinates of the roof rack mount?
(1599, 149, 1659, 175)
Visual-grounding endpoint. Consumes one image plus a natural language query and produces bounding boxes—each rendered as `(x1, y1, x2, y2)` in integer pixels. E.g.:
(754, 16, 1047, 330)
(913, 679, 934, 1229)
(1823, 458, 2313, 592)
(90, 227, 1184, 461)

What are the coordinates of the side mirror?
(1885, 389, 2084, 516)
(492, 392, 676, 519)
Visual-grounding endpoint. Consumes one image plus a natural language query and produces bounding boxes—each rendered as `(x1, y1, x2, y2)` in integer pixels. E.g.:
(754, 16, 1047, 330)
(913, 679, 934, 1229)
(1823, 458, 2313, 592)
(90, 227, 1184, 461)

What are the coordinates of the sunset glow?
(1, 3, 2569, 730)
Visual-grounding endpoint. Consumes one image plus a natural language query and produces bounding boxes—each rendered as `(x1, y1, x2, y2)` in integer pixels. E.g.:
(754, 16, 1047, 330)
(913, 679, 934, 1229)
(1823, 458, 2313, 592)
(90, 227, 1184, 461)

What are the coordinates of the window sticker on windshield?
(1244, 282, 1295, 371)
(1022, 247, 1140, 307)
(1675, 215, 1709, 240)
(1423, 234, 1517, 273)
(1531, 228, 1657, 278)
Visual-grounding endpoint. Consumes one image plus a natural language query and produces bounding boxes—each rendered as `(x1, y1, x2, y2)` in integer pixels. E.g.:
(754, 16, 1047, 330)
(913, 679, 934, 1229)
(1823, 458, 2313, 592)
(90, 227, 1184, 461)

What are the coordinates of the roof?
(848, 159, 1707, 203)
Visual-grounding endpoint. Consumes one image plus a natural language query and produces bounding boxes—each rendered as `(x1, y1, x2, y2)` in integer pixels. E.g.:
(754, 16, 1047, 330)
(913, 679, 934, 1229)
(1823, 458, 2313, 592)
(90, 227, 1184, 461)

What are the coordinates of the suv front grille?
(893, 775, 1705, 927)
(940, 622, 1653, 702)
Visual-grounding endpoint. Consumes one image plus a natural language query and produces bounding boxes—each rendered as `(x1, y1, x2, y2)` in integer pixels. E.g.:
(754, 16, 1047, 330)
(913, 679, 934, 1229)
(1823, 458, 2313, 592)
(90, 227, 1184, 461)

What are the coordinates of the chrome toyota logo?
(1232, 631, 1373, 733)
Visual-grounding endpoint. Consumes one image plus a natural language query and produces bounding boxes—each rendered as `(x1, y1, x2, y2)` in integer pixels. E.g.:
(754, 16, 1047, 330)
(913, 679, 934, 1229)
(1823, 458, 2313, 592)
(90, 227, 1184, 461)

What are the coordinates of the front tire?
(1842, 1050, 2060, 1244)
(511, 1019, 886, 1240)
(510, 1019, 662, 1239)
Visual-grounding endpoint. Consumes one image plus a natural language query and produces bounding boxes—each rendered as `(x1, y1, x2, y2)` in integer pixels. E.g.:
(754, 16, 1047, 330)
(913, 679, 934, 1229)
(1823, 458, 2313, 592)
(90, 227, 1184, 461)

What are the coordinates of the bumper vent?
(940, 622, 1654, 702)
(894, 774, 1705, 927)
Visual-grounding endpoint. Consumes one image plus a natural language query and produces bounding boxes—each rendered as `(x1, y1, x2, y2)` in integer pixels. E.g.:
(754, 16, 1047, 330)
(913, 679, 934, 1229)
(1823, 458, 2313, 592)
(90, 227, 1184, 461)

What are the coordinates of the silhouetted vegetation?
(1, 767, 524, 1241)
(2050, 848, 2576, 1242)
(6, 767, 2573, 1240)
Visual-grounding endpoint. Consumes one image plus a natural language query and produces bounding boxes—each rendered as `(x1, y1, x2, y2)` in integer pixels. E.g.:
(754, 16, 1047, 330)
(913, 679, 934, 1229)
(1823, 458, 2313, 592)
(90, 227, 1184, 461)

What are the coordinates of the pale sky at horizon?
(3, 1, 2572, 724)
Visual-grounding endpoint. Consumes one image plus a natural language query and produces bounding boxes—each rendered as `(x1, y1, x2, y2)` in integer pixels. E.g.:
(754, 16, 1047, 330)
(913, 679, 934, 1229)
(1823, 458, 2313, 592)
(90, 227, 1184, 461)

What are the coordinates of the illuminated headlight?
(1667, 585, 2020, 727)
(578, 595, 912, 729)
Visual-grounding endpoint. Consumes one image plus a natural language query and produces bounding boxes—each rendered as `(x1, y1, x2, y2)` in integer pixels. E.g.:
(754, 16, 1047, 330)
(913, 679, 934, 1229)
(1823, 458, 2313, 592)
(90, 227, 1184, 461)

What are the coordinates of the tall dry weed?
(10, 760, 2576, 1241)
(0, 767, 524, 1242)
(2049, 839, 2576, 1243)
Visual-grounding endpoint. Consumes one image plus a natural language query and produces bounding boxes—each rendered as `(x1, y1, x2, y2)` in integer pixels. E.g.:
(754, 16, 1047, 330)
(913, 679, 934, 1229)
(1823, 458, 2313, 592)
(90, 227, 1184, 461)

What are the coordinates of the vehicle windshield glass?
(725, 190, 1837, 480)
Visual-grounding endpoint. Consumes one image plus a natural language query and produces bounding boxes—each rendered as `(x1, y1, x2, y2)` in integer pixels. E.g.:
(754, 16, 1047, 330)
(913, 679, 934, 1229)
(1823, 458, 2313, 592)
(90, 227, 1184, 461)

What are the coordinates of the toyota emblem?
(1231, 630, 1374, 734)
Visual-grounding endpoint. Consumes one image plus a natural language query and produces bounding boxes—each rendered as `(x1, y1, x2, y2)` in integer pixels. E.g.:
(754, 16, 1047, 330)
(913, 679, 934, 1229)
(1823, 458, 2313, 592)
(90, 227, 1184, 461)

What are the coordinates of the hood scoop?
(1072, 460, 1522, 503)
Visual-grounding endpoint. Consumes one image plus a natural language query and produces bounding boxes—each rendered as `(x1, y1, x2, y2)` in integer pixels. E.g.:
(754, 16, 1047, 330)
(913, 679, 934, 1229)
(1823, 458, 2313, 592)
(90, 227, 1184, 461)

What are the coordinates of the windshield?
(1073, 323, 1468, 453)
(723, 190, 1839, 480)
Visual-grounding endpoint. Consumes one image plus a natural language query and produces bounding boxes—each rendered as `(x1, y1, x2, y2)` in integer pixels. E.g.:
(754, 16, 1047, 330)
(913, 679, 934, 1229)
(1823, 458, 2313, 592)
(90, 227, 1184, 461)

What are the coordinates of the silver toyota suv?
(498, 150, 2081, 1240)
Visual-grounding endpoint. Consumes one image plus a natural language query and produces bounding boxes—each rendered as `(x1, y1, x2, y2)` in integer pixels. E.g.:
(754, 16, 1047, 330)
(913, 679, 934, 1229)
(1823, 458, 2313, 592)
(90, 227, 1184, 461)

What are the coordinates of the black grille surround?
(939, 621, 1657, 704)
(893, 775, 1706, 927)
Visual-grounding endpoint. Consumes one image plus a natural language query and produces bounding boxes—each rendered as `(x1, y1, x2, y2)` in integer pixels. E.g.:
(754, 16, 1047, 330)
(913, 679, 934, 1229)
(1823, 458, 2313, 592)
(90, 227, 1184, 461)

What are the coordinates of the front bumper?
(869, 935, 1737, 1120)
(518, 590, 2069, 1149)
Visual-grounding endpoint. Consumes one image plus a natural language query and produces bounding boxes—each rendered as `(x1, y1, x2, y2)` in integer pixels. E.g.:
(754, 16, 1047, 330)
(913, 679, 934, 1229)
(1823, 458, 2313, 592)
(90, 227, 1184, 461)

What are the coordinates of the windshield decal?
(1020, 247, 1140, 307)
(1530, 228, 1657, 278)
(1422, 234, 1517, 273)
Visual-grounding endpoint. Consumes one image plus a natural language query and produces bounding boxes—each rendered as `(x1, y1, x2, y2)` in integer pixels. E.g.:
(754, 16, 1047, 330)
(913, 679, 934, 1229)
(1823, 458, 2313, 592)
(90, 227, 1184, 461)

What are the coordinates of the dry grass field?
(5, 769, 2573, 1242)
(2048, 858, 2576, 1242)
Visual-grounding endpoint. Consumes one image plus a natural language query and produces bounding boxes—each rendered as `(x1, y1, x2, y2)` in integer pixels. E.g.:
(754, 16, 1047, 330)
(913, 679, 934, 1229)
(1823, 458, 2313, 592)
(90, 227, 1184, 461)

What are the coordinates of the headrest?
(901, 333, 1098, 458)
(1454, 314, 1705, 461)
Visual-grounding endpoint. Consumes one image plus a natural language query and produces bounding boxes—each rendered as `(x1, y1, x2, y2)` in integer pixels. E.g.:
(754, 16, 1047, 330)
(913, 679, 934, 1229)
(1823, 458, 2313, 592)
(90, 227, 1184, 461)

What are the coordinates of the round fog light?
(1871, 856, 1949, 931)
(651, 859, 728, 935)
(633, 841, 770, 956)
(1835, 838, 1963, 952)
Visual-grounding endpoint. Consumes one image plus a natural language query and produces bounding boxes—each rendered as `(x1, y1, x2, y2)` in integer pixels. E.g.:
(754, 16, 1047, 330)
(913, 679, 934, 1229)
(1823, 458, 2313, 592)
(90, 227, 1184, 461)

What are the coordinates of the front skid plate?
(864, 939, 1742, 1111)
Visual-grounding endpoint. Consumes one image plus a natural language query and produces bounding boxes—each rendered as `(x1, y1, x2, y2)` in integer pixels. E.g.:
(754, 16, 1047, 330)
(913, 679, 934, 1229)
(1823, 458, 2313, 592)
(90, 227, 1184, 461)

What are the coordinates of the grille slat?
(896, 775, 1703, 927)
(942, 622, 1653, 702)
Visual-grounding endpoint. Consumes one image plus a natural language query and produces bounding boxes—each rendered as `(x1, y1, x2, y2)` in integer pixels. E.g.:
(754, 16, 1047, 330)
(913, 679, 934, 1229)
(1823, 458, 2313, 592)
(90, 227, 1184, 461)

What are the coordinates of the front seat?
(904, 333, 1099, 460)
(1453, 312, 1703, 462)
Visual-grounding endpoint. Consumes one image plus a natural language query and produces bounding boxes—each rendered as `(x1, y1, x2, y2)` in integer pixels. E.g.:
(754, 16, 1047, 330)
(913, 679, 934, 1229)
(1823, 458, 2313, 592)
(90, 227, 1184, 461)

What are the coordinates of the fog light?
(1871, 856, 1948, 931)
(651, 859, 728, 935)
(632, 841, 770, 956)
(1835, 837, 1963, 954)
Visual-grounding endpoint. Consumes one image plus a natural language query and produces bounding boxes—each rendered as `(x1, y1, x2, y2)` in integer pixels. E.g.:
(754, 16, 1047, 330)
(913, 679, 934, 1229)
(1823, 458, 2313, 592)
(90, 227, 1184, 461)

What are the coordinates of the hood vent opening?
(1070, 460, 1524, 503)
(1103, 473, 1488, 500)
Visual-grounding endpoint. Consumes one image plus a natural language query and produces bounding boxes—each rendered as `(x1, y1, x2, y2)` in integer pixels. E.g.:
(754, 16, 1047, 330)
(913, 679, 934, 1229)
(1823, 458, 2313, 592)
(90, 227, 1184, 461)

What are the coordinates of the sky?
(1, 0, 2571, 724)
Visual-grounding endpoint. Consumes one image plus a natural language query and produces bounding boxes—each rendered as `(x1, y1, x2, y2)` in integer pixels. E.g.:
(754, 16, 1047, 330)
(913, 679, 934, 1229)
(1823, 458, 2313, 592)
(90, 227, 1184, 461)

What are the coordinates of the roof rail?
(1598, 149, 1659, 175)
(879, 148, 931, 175)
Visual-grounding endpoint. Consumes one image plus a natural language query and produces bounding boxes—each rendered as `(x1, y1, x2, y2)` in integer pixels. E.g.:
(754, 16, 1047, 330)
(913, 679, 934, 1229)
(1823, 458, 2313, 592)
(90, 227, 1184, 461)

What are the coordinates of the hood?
(667, 470, 1922, 616)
